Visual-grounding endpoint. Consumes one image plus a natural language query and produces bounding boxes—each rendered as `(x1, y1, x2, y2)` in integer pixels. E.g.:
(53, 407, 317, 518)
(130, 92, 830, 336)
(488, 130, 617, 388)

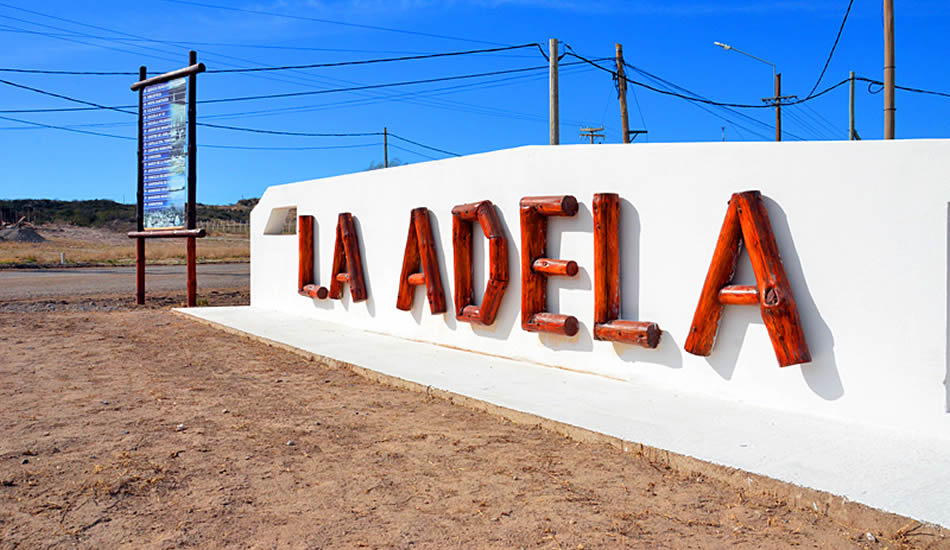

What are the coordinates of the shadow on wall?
(351, 216, 376, 317)
(613, 199, 683, 369)
(307, 217, 334, 312)
(470, 207, 518, 341)
(705, 196, 842, 401)
(542, 203, 594, 352)
(400, 210, 454, 329)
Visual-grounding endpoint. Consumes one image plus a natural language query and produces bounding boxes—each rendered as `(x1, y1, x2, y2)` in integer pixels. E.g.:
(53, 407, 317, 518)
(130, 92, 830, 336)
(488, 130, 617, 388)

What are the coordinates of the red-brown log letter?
(396, 207, 446, 314)
(520, 195, 580, 336)
(328, 212, 368, 302)
(684, 191, 810, 367)
(451, 200, 508, 325)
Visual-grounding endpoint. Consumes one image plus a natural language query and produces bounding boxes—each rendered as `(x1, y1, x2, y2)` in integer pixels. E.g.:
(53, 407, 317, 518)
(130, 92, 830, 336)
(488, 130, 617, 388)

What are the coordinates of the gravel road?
(0, 263, 248, 300)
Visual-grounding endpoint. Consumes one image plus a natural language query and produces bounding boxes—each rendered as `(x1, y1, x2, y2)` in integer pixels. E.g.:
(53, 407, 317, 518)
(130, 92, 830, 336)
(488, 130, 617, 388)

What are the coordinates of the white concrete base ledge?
(179, 305, 950, 528)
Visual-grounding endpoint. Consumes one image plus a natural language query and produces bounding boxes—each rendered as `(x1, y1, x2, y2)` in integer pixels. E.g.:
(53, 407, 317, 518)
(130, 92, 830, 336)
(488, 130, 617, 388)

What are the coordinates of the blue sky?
(0, 0, 948, 204)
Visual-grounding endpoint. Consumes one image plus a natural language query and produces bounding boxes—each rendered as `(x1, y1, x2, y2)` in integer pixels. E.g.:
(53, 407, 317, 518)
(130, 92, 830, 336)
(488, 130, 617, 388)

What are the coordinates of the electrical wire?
(0, 44, 543, 75)
(0, 10, 553, 133)
(155, 0, 508, 47)
(205, 44, 541, 73)
(856, 77, 950, 99)
(622, 62, 797, 140)
(198, 62, 588, 105)
(625, 62, 784, 137)
(387, 143, 441, 161)
(805, 0, 854, 98)
(387, 133, 459, 157)
(0, 78, 459, 154)
(0, 63, 587, 114)
(564, 46, 850, 109)
(0, 113, 388, 151)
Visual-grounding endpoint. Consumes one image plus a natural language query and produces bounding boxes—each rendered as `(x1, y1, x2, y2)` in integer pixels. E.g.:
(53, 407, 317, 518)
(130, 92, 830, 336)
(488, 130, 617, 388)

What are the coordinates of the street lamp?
(713, 41, 776, 79)
(714, 41, 791, 141)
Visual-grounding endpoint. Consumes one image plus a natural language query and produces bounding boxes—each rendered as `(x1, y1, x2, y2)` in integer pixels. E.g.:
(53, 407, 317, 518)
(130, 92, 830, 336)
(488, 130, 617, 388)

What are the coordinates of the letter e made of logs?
(520, 195, 580, 336)
(592, 193, 661, 348)
(451, 200, 508, 325)
(684, 191, 810, 367)
(396, 207, 447, 314)
(328, 212, 368, 302)
(297, 215, 329, 299)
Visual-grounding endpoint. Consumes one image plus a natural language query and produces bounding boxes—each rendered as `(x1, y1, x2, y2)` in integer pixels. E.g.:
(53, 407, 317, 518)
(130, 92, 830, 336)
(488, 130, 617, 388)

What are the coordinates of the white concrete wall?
(250, 140, 950, 437)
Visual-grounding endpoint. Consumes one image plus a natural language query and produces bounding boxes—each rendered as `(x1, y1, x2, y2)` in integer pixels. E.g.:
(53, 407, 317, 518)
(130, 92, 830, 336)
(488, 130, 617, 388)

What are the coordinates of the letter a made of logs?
(520, 195, 580, 336)
(396, 207, 447, 314)
(592, 193, 661, 348)
(451, 200, 508, 325)
(297, 215, 329, 299)
(684, 191, 810, 367)
(328, 212, 368, 302)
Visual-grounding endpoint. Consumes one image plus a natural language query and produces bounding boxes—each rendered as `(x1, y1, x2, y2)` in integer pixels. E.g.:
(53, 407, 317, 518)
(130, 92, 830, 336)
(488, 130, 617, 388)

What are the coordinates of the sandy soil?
(0, 224, 248, 266)
(0, 265, 248, 303)
(0, 291, 946, 549)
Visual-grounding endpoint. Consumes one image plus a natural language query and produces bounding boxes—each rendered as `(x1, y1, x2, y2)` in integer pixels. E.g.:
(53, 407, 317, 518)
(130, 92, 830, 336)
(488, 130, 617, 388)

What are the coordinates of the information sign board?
(142, 77, 188, 230)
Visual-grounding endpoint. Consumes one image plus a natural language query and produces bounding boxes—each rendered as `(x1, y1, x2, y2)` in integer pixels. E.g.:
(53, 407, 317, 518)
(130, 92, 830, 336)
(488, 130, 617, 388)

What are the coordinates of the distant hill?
(0, 198, 259, 229)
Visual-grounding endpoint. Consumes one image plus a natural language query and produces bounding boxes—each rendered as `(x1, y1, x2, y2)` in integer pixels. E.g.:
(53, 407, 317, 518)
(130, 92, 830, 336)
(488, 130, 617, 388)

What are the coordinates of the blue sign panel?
(142, 77, 188, 230)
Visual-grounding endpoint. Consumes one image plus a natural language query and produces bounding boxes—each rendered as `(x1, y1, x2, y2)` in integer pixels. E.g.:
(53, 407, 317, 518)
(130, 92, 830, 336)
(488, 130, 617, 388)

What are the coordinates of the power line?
(0, 79, 459, 154)
(0, 43, 544, 75)
(388, 133, 460, 157)
(206, 44, 543, 73)
(623, 62, 799, 140)
(0, 28, 505, 56)
(0, 114, 135, 140)
(0, 64, 596, 135)
(156, 0, 508, 47)
(0, 113, 391, 151)
(0, 63, 585, 113)
(197, 123, 381, 137)
(806, 0, 855, 98)
(0, 10, 554, 130)
(387, 143, 441, 161)
(564, 46, 850, 109)
(856, 77, 950, 99)
(198, 62, 590, 105)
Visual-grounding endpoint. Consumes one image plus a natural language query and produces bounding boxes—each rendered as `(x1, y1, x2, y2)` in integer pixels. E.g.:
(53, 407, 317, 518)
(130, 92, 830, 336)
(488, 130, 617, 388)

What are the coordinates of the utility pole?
(615, 44, 630, 144)
(549, 38, 559, 145)
(849, 71, 859, 140)
(580, 126, 605, 144)
(383, 127, 388, 168)
(883, 0, 895, 139)
(762, 73, 796, 141)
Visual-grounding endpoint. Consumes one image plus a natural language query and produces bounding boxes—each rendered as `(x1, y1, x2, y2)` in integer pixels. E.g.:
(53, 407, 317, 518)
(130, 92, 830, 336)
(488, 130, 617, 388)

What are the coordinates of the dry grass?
(0, 233, 248, 265)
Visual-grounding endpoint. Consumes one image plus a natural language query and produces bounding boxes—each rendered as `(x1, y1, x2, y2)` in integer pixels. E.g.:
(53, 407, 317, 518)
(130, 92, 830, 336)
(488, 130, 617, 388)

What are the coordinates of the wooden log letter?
(592, 193, 660, 348)
(297, 215, 328, 299)
(684, 191, 810, 367)
(396, 207, 446, 314)
(451, 200, 508, 325)
(328, 212, 368, 302)
(520, 195, 580, 336)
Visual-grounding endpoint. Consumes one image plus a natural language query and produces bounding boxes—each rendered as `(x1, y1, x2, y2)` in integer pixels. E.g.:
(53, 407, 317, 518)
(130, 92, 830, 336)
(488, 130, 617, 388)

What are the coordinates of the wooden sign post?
(128, 51, 206, 307)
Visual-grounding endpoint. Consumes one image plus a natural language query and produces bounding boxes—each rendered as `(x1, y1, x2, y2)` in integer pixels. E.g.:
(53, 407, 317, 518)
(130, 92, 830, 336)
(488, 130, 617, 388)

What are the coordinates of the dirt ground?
(0, 291, 947, 549)
(0, 224, 248, 266)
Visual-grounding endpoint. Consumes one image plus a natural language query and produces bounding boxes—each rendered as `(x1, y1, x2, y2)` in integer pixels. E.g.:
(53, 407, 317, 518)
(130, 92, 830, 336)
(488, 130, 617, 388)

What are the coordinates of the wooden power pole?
(384, 127, 388, 168)
(762, 73, 795, 142)
(615, 44, 630, 144)
(549, 38, 559, 145)
(580, 127, 605, 144)
(849, 71, 859, 140)
(883, 0, 895, 139)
